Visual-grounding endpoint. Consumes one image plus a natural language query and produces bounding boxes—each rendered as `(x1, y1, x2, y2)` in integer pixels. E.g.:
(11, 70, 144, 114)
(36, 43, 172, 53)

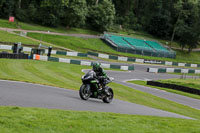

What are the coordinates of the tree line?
(0, 0, 200, 51)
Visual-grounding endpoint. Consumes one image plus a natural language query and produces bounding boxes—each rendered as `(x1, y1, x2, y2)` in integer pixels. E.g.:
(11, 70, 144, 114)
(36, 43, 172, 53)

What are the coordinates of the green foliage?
(15, 8, 28, 22)
(147, 14, 172, 38)
(87, 0, 115, 31)
(0, 0, 200, 51)
(175, 0, 200, 52)
(0, 0, 16, 17)
(38, 0, 64, 26)
(27, 4, 37, 22)
(63, 0, 88, 28)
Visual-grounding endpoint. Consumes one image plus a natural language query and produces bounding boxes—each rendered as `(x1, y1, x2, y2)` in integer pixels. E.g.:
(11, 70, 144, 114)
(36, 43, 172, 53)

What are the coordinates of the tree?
(145, 0, 172, 38)
(62, 0, 88, 28)
(37, 0, 68, 26)
(175, 0, 200, 52)
(0, 0, 16, 18)
(169, 0, 183, 47)
(147, 14, 172, 38)
(87, 0, 115, 31)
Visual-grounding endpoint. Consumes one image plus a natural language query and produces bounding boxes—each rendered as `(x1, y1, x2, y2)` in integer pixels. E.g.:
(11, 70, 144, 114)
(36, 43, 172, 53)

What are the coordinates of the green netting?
(48, 57, 59, 62)
(143, 51, 152, 56)
(108, 35, 131, 48)
(56, 51, 66, 55)
(124, 37, 153, 51)
(104, 34, 176, 59)
(189, 69, 195, 73)
(158, 68, 167, 73)
(185, 63, 191, 67)
(146, 41, 168, 51)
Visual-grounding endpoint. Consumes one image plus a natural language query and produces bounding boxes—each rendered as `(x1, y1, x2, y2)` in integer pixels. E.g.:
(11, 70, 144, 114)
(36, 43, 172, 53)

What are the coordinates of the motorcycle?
(79, 70, 114, 103)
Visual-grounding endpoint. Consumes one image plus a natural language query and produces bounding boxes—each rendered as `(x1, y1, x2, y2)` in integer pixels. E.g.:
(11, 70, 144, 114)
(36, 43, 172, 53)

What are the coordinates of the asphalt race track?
(0, 60, 200, 119)
(84, 69, 200, 110)
(0, 80, 193, 119)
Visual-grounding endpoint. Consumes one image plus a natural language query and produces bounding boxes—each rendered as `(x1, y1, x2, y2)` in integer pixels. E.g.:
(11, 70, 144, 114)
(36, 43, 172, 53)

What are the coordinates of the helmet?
(92, 62, 101, 72)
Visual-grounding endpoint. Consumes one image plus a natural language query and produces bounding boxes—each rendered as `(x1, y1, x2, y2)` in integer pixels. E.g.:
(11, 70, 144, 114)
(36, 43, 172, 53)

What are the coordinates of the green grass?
(0, 19, 99, 35)
(128, 80, 200, 100)
(0, 19, 19, 29)
(157, 78, 200, 90)
(0, 30, 66, 49)
(1, 18, 200, 64)
(2, 30, 200, 65)
(0, 59, 200, 120)
(27, 32, 115, 53)
(175, 50, 200, 64)
(1, 19, 200, 64)
(0, 30, 40, 46)
(0, 106, 200, 133)
(27, 32, 200, 64)
(0, 59, 87, 89)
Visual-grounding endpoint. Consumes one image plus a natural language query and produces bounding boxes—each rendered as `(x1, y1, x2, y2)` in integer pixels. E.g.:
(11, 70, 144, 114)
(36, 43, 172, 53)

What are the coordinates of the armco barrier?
(33, 55, 134, 71)
(88, 51, 200, 68)
(2, 44, 200, 68)
(0, 44, 87, 57)
(147, 68, 200, 74)
(147, 81, 200, 95)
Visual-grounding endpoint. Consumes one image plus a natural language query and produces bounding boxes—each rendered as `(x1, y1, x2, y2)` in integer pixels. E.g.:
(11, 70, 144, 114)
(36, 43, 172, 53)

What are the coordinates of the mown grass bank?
(1, 23, 200, 64)
(128, 80, 200, 100)
(27, 33, 200, 64)
(0, 106, 200, 133)
(0, 59, 200, 120)
(0, 19, 99, 35)
(0, 30, 40, 45)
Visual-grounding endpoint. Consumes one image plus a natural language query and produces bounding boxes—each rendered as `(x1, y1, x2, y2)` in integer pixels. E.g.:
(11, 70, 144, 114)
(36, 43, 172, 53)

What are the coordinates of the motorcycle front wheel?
(79, 84, 91, 100)
(102, 88, 114, 103)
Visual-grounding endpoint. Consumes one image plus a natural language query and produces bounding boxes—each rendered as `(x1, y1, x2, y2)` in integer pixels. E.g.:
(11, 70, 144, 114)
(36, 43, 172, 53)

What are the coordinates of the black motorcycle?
(79, 70, 114, 103)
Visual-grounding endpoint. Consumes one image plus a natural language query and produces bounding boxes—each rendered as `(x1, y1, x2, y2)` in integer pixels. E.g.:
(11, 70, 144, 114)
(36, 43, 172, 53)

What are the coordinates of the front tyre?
(79, 84, 91, 100)
(103, 88, 114, 103)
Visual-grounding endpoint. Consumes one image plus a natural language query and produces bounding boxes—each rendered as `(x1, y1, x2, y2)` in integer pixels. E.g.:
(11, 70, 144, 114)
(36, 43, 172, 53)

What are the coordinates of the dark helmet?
(92, 62, 101, 72)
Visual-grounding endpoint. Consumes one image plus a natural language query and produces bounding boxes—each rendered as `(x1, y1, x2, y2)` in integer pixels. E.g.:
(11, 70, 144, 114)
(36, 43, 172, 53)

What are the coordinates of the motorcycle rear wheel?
(79, 84, 91, 100)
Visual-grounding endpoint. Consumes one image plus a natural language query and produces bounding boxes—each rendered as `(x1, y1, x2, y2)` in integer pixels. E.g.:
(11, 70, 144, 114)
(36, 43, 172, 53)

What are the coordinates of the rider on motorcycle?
(92, 62, 108, 91)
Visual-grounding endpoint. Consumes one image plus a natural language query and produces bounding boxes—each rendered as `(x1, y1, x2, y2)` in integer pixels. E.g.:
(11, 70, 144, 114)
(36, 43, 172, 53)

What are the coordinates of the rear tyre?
(79, 84, 91, 100)
(103, 88, 114, 103)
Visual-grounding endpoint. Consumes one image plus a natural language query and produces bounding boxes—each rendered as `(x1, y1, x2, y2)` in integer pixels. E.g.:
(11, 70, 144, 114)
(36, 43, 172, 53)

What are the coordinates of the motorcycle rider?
(92, 62, 108, 91)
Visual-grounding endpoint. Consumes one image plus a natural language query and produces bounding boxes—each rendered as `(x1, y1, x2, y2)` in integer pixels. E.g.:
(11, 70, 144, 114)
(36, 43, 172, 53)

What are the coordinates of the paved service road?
(0, 80, 193, 119)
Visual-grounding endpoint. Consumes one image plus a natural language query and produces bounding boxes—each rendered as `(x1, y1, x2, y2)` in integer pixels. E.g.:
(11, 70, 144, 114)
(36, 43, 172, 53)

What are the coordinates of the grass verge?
(128, 80, 200, 100)
(157, 79, 200, 90)
(0, 106, 200, 133)
(0, 59, 200, 120)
